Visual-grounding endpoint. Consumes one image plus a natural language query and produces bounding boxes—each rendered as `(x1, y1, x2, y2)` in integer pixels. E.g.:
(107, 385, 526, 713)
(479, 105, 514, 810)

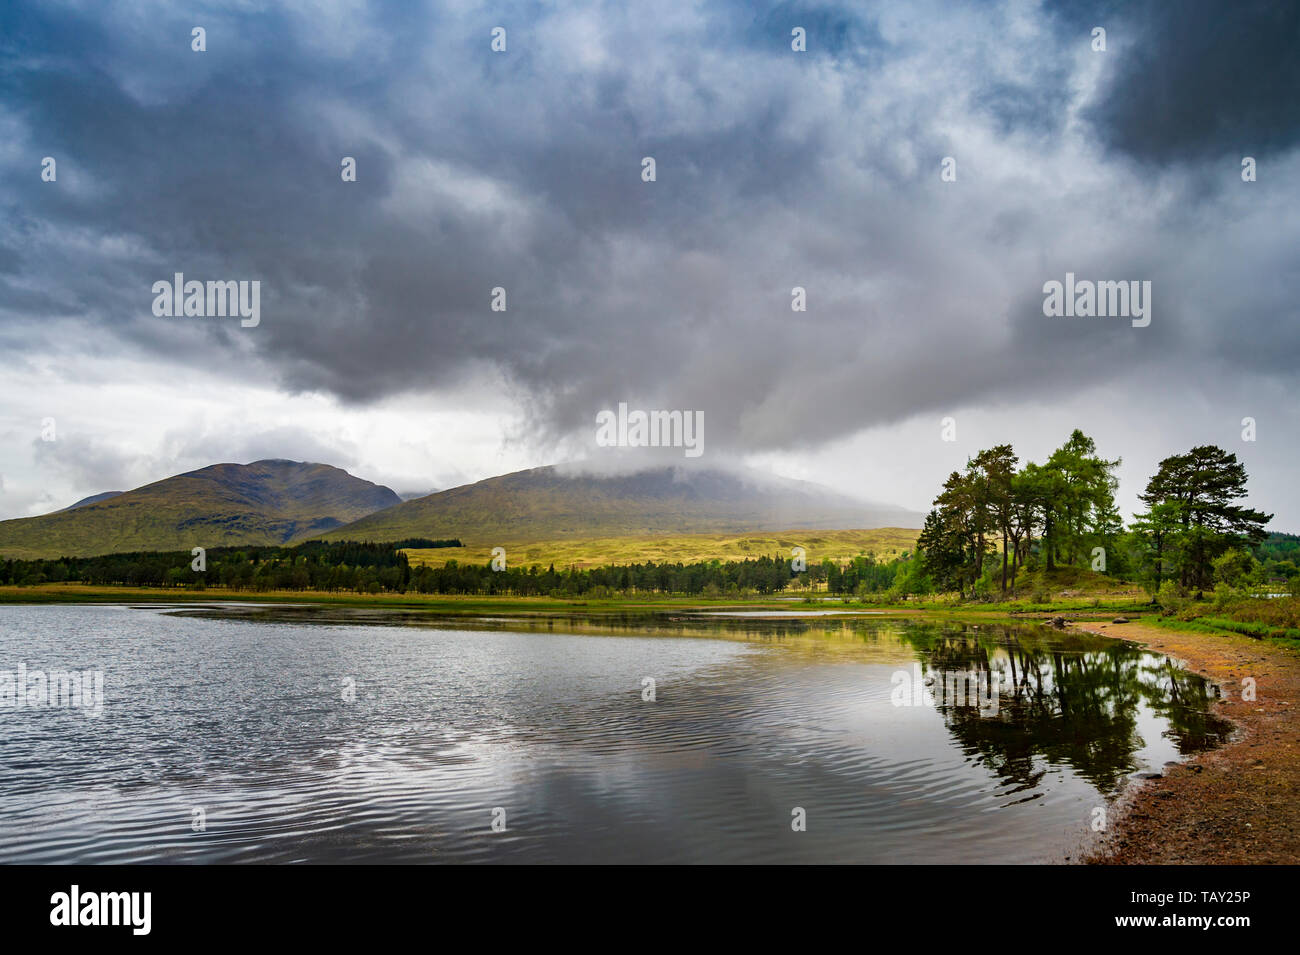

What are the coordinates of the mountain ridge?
(0, 460, 924, 560)
(61, 491, 125, 511)
(0, 460, 401, 559)
(315, 464, 924, 546)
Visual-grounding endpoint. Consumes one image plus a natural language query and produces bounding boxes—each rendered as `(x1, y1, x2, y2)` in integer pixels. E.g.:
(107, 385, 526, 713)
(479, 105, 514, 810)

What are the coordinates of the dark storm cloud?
(0, 0, 1297, 459)
(1071, 0, 1300, 163)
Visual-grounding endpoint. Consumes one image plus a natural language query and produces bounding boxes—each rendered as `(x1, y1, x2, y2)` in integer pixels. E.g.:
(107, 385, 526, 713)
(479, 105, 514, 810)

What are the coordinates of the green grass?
(1194, 616, 1300, 642)
(1147, 615, 1300, 652)
(0, 583, 911, 616)
(0, 581, 1137, 625)
(827, 594, 1151, 617)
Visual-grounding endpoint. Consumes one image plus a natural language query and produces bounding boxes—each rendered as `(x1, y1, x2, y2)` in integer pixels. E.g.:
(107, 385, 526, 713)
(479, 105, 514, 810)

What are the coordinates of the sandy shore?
(1075, 618, 1300, 864)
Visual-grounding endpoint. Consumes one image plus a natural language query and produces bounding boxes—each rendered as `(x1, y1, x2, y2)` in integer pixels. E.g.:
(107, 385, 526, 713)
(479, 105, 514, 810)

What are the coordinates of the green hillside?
(319, 465, 924, 547)
(0, 460, 400, 559)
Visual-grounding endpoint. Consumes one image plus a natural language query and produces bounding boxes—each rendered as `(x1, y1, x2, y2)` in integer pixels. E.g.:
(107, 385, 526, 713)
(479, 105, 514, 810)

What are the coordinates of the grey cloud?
(32, 431, 137, 491)
(160, 425, 363, 474)
(0, 0, 1296, 469)
(1074, 0, 1300, 164)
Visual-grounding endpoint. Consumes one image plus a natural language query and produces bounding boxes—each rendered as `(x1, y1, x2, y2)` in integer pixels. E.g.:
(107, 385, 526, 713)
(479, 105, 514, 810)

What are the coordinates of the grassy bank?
(0, 583, 853, 616)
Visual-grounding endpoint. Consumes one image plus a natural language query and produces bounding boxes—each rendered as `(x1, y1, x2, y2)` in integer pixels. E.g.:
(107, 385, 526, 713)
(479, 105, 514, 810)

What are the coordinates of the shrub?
(1157, 579, 1187, 614)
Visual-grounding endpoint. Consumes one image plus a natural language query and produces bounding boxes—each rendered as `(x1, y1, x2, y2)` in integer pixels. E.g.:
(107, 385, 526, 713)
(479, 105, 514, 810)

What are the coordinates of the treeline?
(1, 544, 822, 597)
(1257, 532, 1300, 564)
(431, 556, 800, 597)
(914, 430, 1275, 600)
(0, 539, 461, 591)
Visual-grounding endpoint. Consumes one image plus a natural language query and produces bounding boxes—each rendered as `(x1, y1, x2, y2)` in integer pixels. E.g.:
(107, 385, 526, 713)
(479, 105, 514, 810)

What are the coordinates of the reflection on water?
(897, 627, 1228, 795)
(0, 604, 1230, 864)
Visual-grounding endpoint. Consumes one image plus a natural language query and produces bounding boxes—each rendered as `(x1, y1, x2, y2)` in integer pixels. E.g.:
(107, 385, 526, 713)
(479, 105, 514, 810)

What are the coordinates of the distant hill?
(0, 460, 401, 559)
(316, 465, 924, 545)
(398, 489, 437, 501)
(61, 491, 124, 511)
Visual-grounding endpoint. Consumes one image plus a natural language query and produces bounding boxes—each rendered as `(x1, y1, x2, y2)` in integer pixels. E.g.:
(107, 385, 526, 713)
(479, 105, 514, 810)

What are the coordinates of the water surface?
(0, 604, 1229, 864)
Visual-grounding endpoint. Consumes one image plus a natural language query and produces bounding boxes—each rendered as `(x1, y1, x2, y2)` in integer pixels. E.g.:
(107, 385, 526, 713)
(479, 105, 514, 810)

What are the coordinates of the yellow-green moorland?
(402, 527, 919, 570)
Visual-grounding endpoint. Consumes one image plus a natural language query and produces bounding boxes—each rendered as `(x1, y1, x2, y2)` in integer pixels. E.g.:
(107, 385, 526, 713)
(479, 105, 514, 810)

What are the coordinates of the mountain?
(0, 460, 401, 559)
(61, 491, 125, 511)
(398, 489, 438, 501)
(316, 464, 924, 545)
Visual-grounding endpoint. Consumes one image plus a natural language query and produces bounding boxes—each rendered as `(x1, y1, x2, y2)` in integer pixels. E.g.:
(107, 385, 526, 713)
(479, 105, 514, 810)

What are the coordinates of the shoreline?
(1074, 618, 1300, 864)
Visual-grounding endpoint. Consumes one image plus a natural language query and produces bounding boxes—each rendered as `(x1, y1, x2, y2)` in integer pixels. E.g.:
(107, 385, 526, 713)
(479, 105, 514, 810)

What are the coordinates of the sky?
(1, 0, 1297, 526)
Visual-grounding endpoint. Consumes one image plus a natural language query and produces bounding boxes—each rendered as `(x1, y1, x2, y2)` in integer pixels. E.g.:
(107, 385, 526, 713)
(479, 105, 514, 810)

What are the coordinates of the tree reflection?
(900, 625, 1231, 793)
